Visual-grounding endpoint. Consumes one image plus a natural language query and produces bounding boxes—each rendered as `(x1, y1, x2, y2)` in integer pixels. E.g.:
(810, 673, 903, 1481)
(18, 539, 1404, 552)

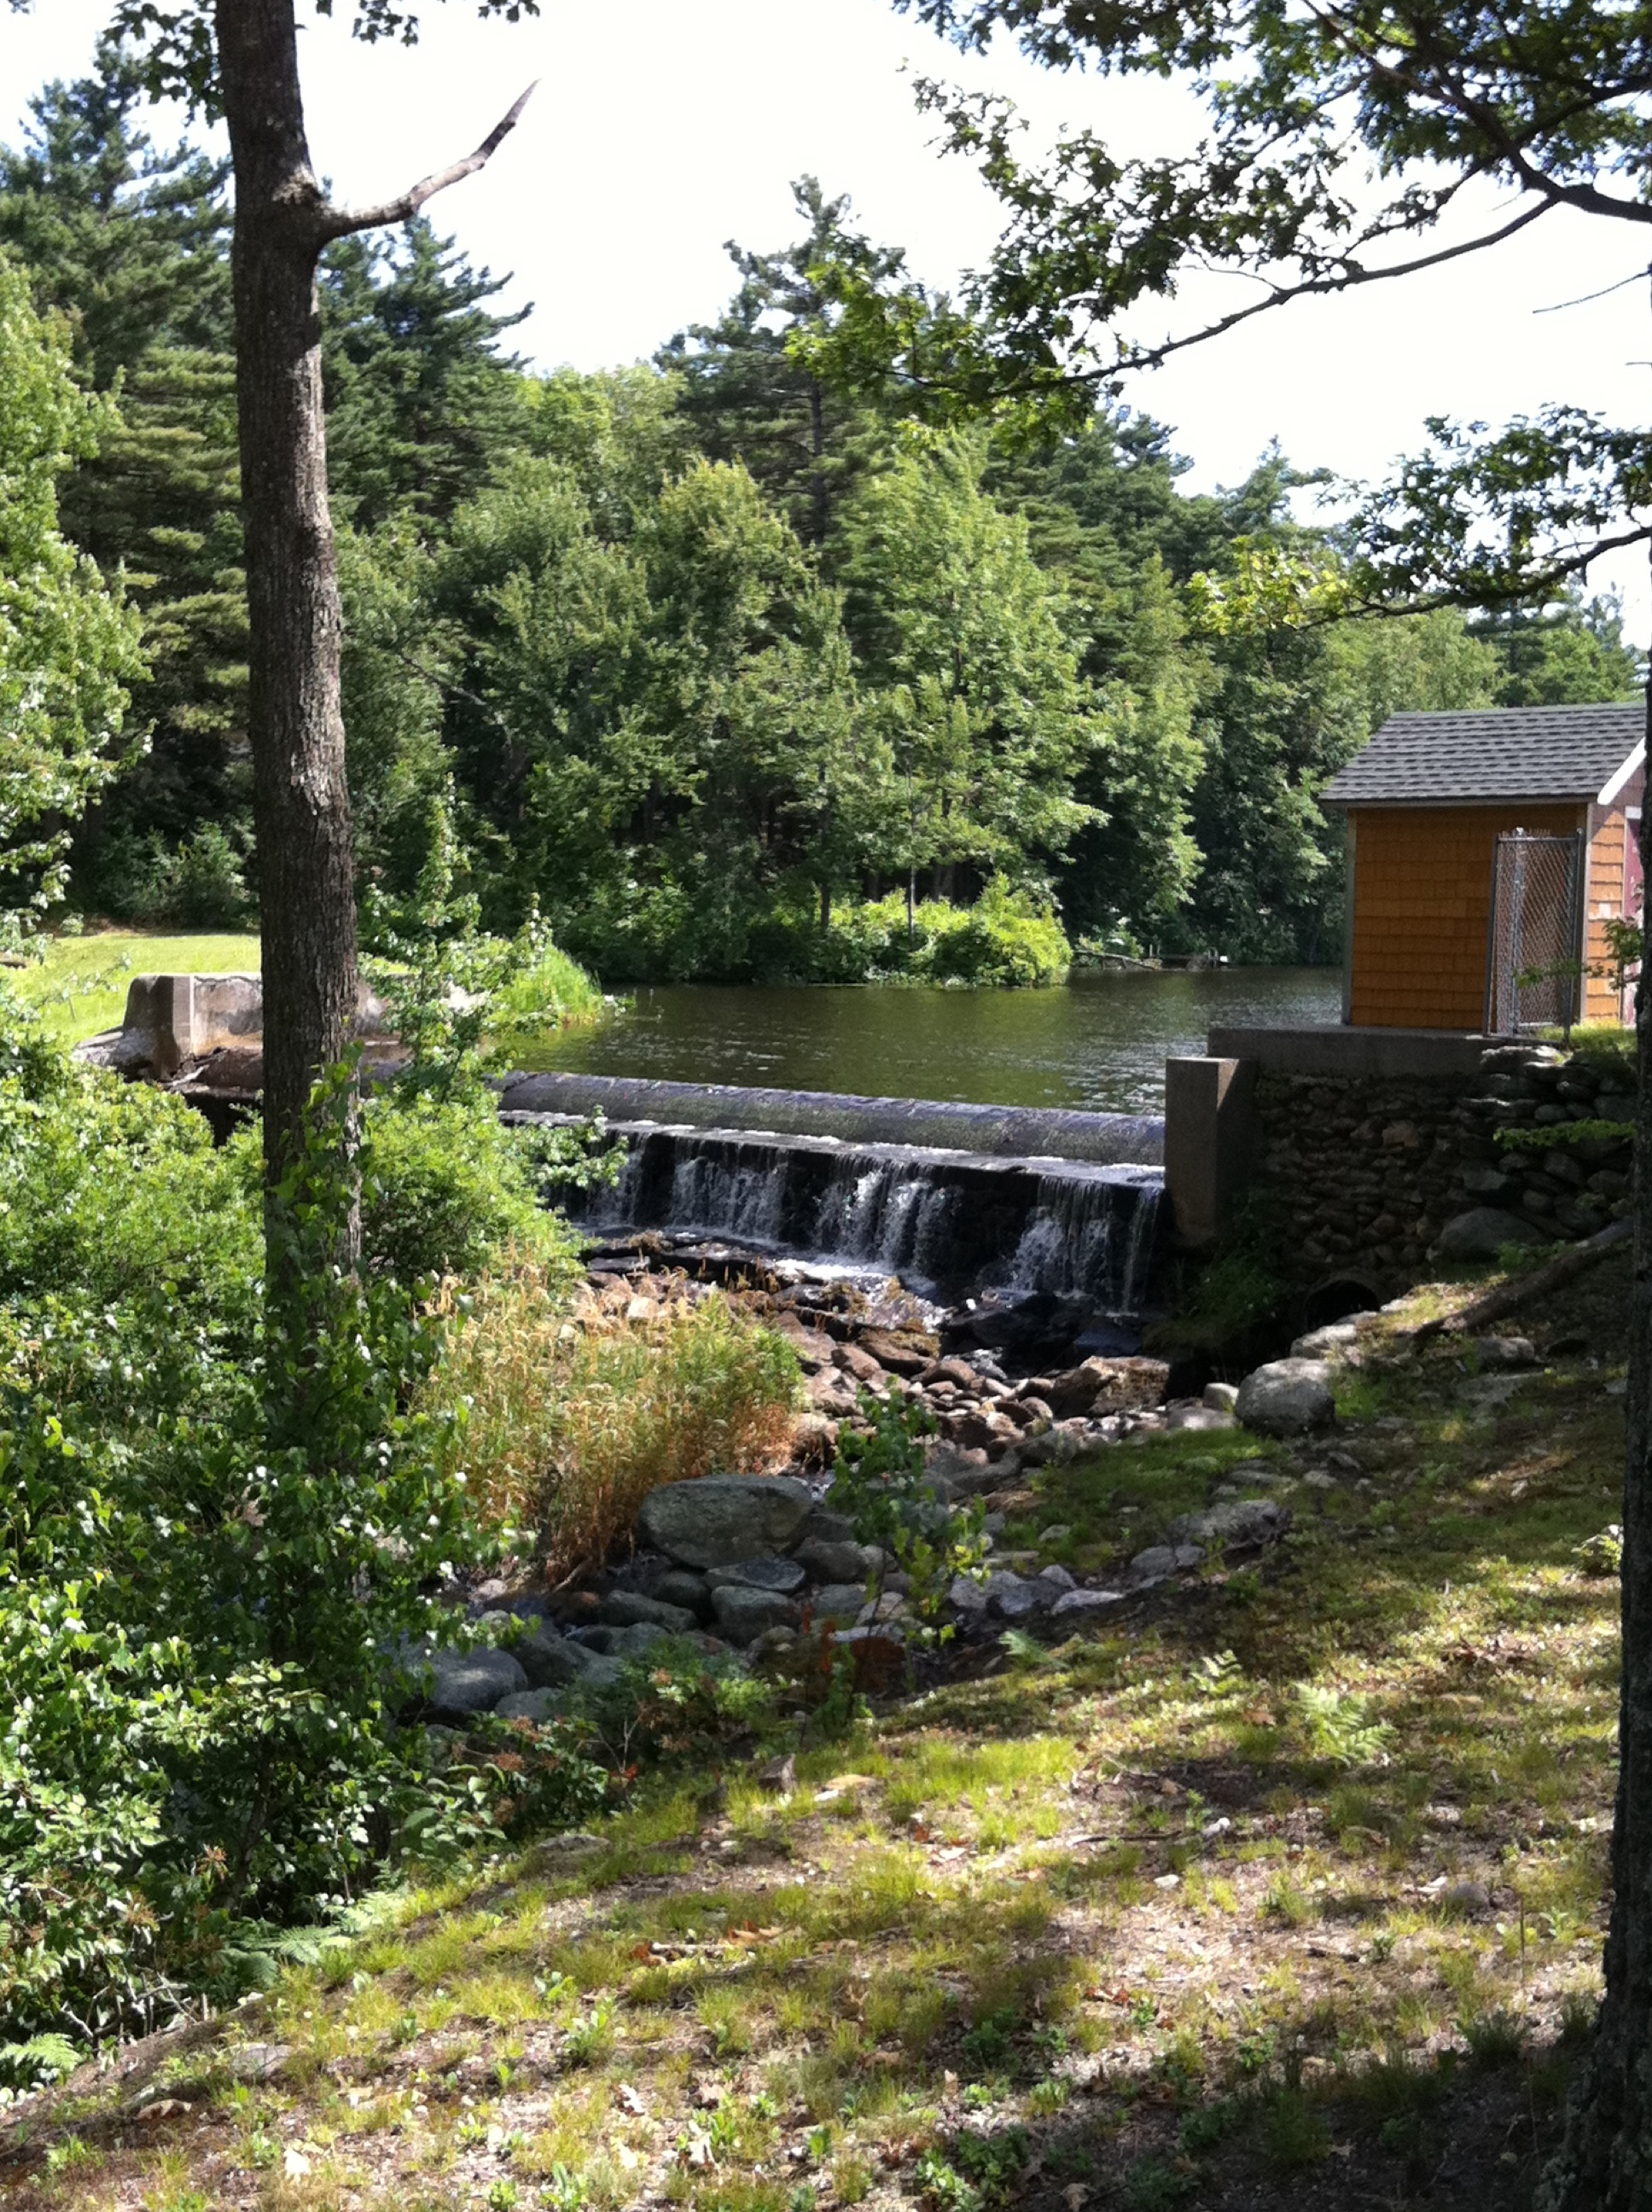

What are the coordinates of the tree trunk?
(216, 0, 361, 1278)
(1540, 685, 1652, 2209)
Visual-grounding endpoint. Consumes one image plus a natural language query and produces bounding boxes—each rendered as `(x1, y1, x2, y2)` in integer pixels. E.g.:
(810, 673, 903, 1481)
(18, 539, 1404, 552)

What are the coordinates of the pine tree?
(322, 217, 532, 532)
(659, 178, 906, 549)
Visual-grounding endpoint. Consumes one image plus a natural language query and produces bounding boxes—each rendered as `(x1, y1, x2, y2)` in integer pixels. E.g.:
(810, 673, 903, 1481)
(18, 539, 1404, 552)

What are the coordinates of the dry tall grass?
(427, 1255, 802, 1582)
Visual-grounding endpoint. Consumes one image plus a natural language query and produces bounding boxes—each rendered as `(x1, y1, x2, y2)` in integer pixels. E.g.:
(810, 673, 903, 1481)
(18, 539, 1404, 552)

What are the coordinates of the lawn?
(0, 1256, 1627, 2212)
(11, 932, 261, 1045)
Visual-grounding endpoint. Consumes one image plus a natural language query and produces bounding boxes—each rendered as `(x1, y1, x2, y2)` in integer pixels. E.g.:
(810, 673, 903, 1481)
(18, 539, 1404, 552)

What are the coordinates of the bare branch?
(319, 81, 536, 242)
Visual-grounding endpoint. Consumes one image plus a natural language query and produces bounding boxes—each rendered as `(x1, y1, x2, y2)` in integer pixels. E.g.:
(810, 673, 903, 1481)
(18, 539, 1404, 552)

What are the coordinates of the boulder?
(583, 1621, 669, 1660)
(496, 1686, 579, 1723)
(518, 1621, 609, 1689)
(1036, 1563, 1077, 1593)
(1291, 1319, 1368, 1359)
(948, 1574, 990, 1615)
(1202, 1381, 1239, 1413)
(858, 1329, 936, 1377)
(601, 1589, 698, 1633)
(1044, 1355, 1169, 1419)
(654, 1569, 713, 1617)
(808, 1369, 860, 1416)
(1168, 1499, 1291, 1551)
(1167, 1403, 1236, 1432)
(1051, 1587, 1126, 1621)
(637, 1474, 814, 1569)
(794, 1505, 857, 1548)
(811, 1583, 870, 1623)
(1130, 1544, 1204, 1579)
(710, 1584, 800, 1644)
(1434, 1207, 1547, 1260)
(1475, 1334, 1538, 1369)
(984, 1569, 1044, 1620)
(706, 1555, 806, 1595)
(835, 1342, 887, 1386)
(795, 1537, 873, 1585)
(422, 1647, 527, 1720)
(1236, 1357, 1335, 1435)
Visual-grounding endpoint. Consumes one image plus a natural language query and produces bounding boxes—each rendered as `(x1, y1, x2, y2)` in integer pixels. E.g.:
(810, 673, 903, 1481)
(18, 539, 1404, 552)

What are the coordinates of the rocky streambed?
(405, 1252, 1378, 1728)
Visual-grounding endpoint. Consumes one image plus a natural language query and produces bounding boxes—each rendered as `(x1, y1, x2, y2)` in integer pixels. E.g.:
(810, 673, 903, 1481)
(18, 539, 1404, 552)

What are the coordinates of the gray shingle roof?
(1321, 702, 1644, 806)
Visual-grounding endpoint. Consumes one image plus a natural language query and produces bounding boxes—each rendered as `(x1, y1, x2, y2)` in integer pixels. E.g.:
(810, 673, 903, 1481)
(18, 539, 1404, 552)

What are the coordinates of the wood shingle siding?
(1347, 803, 1584, 1031)
(1586, 806, 1631, 1023)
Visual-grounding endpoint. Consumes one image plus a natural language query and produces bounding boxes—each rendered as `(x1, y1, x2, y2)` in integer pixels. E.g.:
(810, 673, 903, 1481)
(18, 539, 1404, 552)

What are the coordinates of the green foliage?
(0, 254, 143, 935)
(1497, 1119, 1633, 1154)
(831, 1392, 989, 1641)
(813, 881, 1070, 986)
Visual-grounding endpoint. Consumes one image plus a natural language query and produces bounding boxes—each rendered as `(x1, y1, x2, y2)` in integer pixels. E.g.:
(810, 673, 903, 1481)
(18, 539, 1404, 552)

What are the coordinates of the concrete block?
(1164, 1056, 1258, 1248)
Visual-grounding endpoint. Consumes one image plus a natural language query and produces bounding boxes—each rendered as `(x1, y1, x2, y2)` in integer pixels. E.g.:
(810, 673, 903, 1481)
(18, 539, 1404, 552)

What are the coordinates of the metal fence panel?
(1485, 830, 1585, 1036)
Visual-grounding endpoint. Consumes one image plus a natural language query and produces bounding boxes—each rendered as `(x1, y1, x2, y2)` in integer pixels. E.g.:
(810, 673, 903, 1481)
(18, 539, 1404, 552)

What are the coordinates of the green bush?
(359, 1092, 582, 1287)
(817, 879, 1071, 987)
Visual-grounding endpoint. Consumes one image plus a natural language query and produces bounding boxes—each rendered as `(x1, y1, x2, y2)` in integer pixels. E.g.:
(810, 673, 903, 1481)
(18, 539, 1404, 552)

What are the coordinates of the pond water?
(522, 965, 1341, 1115)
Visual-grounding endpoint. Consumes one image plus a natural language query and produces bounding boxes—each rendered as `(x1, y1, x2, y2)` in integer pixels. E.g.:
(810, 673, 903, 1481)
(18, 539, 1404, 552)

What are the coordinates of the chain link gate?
(1484, 828, 1586, 1036)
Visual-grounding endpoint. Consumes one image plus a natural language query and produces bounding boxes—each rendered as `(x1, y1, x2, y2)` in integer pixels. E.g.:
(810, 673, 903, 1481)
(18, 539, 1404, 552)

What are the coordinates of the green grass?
(12, 930, 261, 1043)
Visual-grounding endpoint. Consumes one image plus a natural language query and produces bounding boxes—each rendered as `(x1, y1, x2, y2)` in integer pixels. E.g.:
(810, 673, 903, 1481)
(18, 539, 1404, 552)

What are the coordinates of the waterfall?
(544, 1114, 1164, 1312)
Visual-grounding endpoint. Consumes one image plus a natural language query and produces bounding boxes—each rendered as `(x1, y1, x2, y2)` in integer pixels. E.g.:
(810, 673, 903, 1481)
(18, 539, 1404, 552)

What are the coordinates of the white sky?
(6, 0, 1652, 635)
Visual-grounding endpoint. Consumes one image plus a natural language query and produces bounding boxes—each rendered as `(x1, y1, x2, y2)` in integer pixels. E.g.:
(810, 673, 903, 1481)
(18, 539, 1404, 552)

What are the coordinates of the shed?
(1320, 701, 1645, 1031)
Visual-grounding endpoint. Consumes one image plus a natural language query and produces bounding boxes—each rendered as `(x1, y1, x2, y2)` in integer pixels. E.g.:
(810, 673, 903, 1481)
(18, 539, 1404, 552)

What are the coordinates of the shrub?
(426, 1266, 801, 1579)
(817, 879, 1070, 987)
(359, 1092, 584, 1288)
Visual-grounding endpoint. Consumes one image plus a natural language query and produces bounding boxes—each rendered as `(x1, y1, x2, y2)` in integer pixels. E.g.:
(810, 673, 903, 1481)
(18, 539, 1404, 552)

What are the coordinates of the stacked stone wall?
(1250, 1045, 1634, 1290)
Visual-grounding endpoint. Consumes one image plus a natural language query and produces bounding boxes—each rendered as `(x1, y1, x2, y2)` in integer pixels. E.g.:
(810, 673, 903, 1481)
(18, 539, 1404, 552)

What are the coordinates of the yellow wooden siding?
(1585, 809, 1627, 1023)
(1347, 803, 1584, 1030)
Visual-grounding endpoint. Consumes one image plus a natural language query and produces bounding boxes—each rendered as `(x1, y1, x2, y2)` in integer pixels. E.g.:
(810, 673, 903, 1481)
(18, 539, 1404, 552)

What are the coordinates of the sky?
(5, 0, 1652, 634)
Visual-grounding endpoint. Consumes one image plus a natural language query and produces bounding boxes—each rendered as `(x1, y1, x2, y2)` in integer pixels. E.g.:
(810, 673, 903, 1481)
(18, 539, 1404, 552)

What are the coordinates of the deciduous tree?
(15, 0, 538, 1286)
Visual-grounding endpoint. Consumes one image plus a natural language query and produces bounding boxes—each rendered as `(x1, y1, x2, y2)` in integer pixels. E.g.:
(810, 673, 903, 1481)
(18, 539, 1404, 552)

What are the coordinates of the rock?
(774, 1318, 835, 1369)
(1440, 1880, 1492, 1918)
(795, 1538, 873, 1584)
(1168, 1499, 1291, 1550)
(924, 1442, 998, 1494)
(496, 1686, 578, 1723)
(1475, 1335, 1538, 1369)
(835, 1342, 887, 1386)
(747, 1624, 800, 1661)
(1036, 1563, 1077, 1592)
(637, 1474, 813, 1569)
(948, 1574, 990, 1615)
(1050, 1587, 1126, 1620)
(922, 1356, 986, 1390)
(1202, 1381, 1239, 1413)
(811, 1583, 870, 1623)
(1038, 1523, 1073, 1545)
(422, 1647, 527, 1719)
(705, 1555, 807, 1595)
(1130, 1544, 1204, 1578)
(808, 1368, 860, 1415)
(654, 1569, 713, 1616)
(1167, 1404, 1236, 1432)
(794, 1504, 857, 1547)
(1434, 1207, 1548, 1260)
(1291, 1319, 1370, 1358)
(1044, 1355, 1169, 1419)
(600, 1590, 698, 1633)
(858, 1591, 911, 1626)
(791, 1413, 838, 1463)
(858, 1329, 936, 1377)
(518, 1621, 610, 1689)
(1236, 1357, 1335, 1435)
(583, 1621, 670, 1659)
(709, 1584, 800, 1644)
(984, 1569, 1044, 1620)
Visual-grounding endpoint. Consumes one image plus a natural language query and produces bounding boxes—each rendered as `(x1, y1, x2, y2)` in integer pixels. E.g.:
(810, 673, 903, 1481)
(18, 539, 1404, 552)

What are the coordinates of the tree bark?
(1539, 681, 1652, 2210)
(215, 0, 361, 1275)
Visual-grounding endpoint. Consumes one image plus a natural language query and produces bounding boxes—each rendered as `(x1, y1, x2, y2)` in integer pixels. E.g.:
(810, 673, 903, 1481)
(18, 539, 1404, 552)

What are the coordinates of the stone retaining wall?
(1248, 1045, 1633, 1289)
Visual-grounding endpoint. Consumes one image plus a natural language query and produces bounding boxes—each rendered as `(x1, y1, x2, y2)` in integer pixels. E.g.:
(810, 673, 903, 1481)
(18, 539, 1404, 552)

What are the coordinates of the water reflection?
(521, 966, 1340, 1115)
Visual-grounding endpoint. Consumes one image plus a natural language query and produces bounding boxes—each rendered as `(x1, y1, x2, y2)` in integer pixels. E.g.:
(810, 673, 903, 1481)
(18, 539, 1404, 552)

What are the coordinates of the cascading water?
(531, 1111, 1166, 1311)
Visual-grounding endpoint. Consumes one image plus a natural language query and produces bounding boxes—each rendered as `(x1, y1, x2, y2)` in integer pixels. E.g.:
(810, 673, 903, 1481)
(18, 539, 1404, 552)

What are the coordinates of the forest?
(3, 62, 1640, 986)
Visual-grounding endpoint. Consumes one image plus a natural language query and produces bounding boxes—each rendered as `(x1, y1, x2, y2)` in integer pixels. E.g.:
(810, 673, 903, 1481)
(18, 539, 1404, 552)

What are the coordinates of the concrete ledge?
(497, 1070, 1164, 1166)
(1207, 1023, 1494, 1079)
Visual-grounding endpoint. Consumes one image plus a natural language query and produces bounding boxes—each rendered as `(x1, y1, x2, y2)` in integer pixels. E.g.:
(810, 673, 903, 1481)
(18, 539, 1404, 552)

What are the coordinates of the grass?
(424, 1261, 804, 1580)
(11, 929, 262, 1043)
(3, 1249, 1631, 2212)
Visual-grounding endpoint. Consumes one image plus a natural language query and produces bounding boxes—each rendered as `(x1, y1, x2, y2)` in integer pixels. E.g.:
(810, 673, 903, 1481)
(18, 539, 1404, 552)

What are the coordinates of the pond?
(521, 965, 1341, 1115)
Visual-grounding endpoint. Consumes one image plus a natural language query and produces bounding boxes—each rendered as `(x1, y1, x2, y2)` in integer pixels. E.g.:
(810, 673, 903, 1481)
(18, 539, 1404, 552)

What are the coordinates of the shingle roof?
(1321, 702, 1644, 806)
